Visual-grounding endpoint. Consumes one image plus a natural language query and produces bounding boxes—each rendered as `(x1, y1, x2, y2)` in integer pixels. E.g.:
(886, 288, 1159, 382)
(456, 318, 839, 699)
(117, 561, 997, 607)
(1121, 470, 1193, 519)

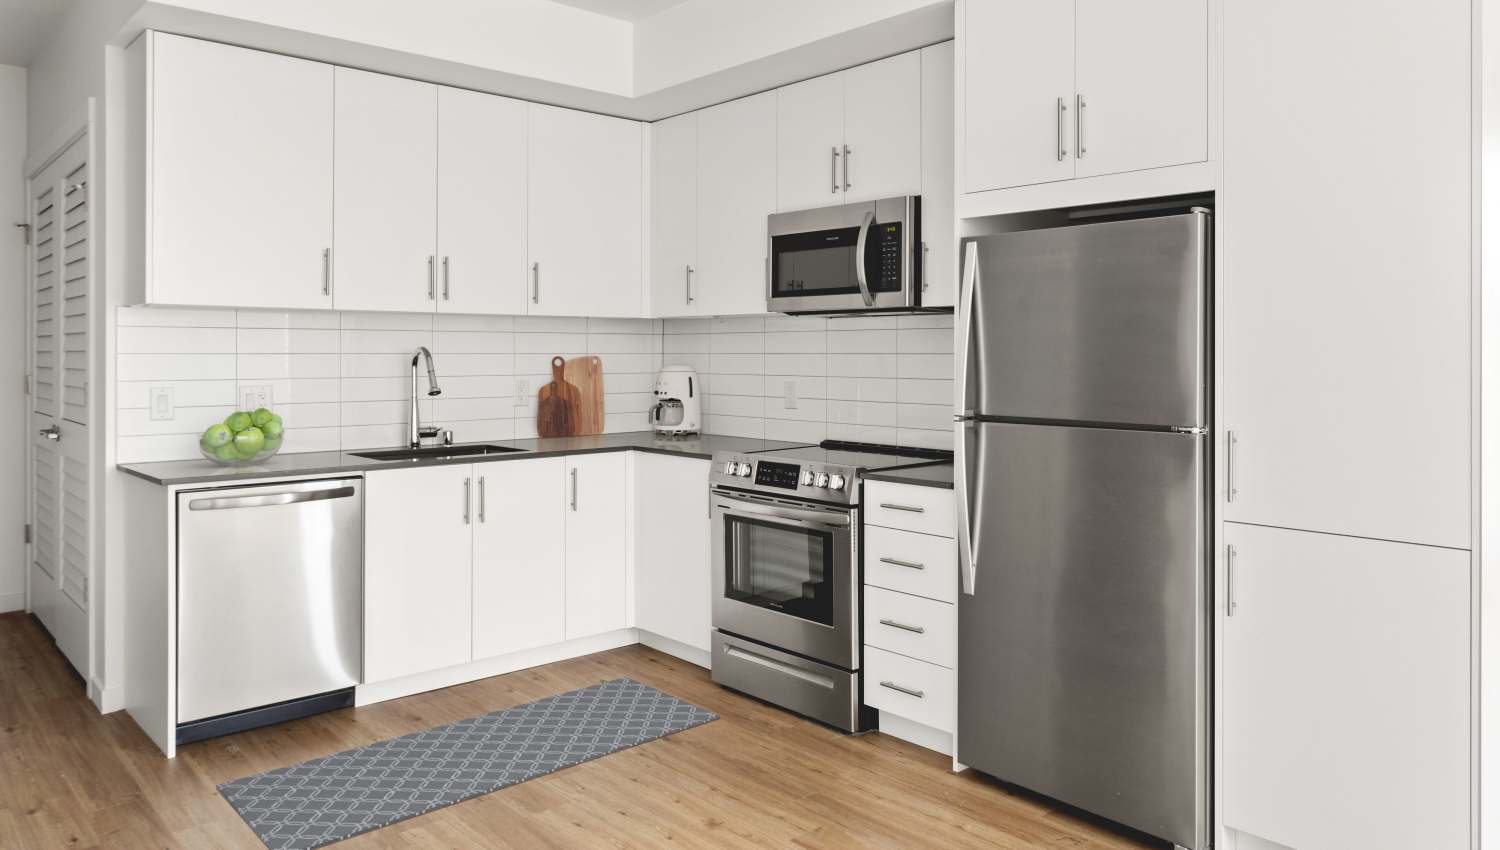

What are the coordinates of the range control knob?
(828, 474, 847, 491)
(799, 470, 815, 487)
(737, 462, 753, 478)
(814, 472, 831, 488)
(723, 460, 740, 476)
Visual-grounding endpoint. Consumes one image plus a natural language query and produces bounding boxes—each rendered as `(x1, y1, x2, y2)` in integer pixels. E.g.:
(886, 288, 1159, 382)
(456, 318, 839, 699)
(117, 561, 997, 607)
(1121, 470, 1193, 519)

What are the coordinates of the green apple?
(261, 417, 284, 440)
(251, 407, 274, 428)
(225, 411, 252, 432)
(201, 423, 232, 449)
(263, 435, 283, 454)
(233, 426, 265, 458)
(213, 443, 240, 463)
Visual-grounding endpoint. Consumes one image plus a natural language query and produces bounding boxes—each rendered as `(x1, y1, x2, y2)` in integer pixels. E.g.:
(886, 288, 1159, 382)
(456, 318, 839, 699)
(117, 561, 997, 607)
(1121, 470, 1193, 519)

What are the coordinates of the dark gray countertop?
(118, 432, 805, 487)
(863, 461, 954, 489)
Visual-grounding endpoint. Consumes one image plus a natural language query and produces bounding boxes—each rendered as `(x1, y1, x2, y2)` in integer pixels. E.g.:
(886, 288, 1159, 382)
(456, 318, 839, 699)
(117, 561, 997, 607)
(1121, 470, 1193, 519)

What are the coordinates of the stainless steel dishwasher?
(176, 477, 363, 744)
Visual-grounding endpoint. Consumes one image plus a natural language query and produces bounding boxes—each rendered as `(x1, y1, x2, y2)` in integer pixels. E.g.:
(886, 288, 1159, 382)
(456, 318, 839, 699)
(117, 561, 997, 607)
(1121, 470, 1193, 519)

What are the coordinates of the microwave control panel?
(872, 223, 903, 291)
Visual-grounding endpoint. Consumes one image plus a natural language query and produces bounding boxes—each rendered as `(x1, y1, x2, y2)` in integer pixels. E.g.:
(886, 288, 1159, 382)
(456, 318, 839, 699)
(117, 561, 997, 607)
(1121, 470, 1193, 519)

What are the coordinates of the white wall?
(0, 64, 26, 613)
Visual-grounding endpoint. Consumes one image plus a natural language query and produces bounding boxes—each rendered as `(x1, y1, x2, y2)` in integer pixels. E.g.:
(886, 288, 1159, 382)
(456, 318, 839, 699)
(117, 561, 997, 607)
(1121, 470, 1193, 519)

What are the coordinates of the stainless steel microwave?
(766, 195, 924, 314)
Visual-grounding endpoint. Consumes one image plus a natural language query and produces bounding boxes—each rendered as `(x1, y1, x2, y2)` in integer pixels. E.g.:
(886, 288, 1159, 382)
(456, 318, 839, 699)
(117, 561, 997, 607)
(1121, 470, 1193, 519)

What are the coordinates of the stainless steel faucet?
(410, 346, 443, 448)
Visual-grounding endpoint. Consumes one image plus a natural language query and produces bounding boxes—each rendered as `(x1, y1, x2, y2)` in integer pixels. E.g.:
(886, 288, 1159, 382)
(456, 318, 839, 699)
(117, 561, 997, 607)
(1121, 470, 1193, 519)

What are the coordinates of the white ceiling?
(546, 0, 688, 23)
(0, 0, 76, 67)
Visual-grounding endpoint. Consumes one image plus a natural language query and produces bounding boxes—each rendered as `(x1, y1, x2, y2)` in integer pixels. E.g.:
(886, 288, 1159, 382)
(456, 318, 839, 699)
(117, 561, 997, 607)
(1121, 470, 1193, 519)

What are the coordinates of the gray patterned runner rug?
(218, 677, 718, 850)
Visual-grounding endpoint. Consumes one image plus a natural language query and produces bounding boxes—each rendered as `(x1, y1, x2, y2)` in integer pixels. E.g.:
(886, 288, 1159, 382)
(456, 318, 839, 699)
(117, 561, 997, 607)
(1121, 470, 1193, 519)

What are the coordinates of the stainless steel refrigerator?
(954, 209, 1210, 850)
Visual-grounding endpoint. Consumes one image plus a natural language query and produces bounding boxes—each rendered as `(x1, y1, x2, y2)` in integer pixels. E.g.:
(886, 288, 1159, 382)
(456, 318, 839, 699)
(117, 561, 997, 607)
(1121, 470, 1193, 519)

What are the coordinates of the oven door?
(711, 489, 859, 670)
(767, 195, 918, 314)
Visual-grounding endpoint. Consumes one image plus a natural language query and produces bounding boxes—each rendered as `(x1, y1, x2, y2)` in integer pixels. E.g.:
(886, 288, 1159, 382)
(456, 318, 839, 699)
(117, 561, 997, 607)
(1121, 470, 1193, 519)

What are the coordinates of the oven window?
(723, 515, 835, 627)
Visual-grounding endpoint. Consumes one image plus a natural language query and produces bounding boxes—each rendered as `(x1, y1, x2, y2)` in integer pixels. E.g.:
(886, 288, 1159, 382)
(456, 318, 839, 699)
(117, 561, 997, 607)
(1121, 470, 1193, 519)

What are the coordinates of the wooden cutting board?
(536, 356, 581, 438)
(564, 356, 605, 436)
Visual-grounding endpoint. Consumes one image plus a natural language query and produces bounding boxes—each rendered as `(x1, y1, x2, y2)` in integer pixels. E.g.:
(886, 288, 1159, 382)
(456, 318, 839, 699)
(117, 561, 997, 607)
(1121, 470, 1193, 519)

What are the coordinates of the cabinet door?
(633, 454, 711, 652)
(563, 452, 627, 639)
(962, 0, 1074, 193)
(364, 465, 474, 682)
(649, 112, 699, 317)
(776, 74, 844, 212)
(1223, 0, 1470, 548)
(528, 105, 643, 317)
(437, 87, 528, 316)
(1074, 0, 1207, 178)
(333, 68, 438, 312)
(697, 91, 777, 317)
(473, 457, 565, 659)
(919, 42, 956, 308)
(841, 51, 921, 204)
(150, 34, 333, 309)
(1222, 523, 1468, 850)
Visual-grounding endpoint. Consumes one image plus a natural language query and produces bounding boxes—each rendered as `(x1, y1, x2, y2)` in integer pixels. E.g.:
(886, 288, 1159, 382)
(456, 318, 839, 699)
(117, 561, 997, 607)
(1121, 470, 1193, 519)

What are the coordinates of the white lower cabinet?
(472, 457, 565, 659)
(1222, 522, 1469, 850)
(865, 646, 954, 733)
(563, 453, 629, 640)
(633, 453, 711, 652)
(364, 464, 474, 683)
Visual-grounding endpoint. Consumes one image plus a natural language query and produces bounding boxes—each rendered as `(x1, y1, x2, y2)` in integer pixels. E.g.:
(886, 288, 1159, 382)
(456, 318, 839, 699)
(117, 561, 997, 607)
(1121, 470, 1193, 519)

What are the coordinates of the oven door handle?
(715, 499, 851, 529)
(854, 209, 876, 307)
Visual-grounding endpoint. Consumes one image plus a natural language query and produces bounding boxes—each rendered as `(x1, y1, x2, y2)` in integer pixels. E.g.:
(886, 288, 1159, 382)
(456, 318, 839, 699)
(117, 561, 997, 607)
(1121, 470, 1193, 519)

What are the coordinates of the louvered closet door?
(29, 133, 92, 679)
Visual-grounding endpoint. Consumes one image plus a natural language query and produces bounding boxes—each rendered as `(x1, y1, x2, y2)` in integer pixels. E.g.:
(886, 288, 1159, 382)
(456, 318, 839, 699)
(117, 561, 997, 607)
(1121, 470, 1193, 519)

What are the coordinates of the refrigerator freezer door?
(957, 422, 1207, 849)
(966, 211, 1208, 428)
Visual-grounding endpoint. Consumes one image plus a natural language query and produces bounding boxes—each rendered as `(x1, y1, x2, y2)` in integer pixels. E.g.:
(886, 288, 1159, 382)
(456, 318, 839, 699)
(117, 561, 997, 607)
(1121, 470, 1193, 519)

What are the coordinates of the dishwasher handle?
(188, 485, 358, 511)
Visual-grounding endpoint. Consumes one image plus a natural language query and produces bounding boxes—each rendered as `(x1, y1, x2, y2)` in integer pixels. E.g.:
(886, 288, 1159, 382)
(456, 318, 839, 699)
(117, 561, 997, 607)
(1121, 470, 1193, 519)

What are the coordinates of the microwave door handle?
(854, 210, 876, 307)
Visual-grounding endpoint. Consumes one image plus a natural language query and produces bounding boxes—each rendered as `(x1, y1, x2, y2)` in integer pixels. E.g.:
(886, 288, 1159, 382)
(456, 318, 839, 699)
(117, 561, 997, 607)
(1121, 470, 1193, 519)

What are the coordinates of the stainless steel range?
(708, 440, 950, 731)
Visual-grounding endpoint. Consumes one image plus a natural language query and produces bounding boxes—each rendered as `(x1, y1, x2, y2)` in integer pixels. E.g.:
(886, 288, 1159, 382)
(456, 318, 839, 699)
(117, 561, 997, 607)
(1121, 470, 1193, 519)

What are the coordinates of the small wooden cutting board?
(536, 356, 581, 438)
(564, 356, 605, 436)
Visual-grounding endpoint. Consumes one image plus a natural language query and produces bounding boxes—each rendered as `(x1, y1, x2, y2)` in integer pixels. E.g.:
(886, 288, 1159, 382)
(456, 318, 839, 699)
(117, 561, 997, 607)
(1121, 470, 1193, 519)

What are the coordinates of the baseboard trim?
(90, 677, 125, 713)
(878, 711, 953, 756)
(0, 591, 24, 614)
(636, 630, 710, 669)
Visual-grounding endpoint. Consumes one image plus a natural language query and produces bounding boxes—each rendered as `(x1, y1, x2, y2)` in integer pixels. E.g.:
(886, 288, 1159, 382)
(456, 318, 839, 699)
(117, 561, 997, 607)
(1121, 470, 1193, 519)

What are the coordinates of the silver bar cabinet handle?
(879, 502, 925, 513)
(442, 256, 450, 300)
(1226, 544, 1238, 616)
(570, 467, 578, 511)
(427, 255, 436, 300)
(1227, 430, 1238, 502)
(843, 144, 852, 190)
(830, 146, 840, 193)
(1056, 97, 1068, 161)
(1076, 94, 1086, 158)
(879, 618, 925, 635)
(532, 261, 541, 304)
(879, 681, 925, 699)
(322, 248, 331, 296)
(685, 265, 694, 305)
(879, 557, 925, 571)
(463, 477, 471, 524)
(478, 476, 486, 523)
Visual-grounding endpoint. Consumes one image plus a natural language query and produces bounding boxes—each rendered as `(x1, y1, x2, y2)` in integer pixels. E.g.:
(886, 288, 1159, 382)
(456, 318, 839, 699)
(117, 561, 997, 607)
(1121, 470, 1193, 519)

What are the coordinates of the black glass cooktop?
(748, 440, 951, 473)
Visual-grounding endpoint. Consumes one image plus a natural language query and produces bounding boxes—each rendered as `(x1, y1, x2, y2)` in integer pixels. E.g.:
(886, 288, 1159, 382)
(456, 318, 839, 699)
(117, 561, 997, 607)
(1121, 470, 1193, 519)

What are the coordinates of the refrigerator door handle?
(956, 418, 980, 596)
(956, 241, 979, 417)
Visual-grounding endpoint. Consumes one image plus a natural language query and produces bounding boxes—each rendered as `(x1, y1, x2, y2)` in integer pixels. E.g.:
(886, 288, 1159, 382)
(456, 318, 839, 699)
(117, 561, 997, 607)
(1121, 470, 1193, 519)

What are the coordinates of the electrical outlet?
(783, 380, 798, 410)
(514, 379, 530, 405)
(240, 384, 273, 410)
(148, 386, 174, 421)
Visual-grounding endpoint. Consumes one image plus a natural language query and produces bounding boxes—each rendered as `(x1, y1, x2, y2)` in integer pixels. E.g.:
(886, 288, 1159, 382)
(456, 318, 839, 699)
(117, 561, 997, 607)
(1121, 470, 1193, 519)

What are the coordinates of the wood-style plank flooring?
(0, 613, 1157, 849)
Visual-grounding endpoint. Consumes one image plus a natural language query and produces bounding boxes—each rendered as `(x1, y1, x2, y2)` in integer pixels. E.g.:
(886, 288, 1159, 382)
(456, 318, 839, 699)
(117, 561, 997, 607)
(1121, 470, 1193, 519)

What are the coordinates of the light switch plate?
(148, 386, 174, 421)
(783, 380, 798, 410)
(240, 384, 273, 410)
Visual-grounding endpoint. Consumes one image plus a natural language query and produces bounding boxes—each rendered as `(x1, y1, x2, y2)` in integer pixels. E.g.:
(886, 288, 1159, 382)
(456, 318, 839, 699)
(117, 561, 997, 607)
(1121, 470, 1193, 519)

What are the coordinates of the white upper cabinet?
(696, 91, 778, 317)
(472, 457, 565, 659)
(528, 105, 644, 317)
(649, 112, 699, 317)
(437, 87, 529, 316)
(333, 68, 439, 313)
(962, 0, 1075, 193)
(147, 33, 334, 309)
(1073, 0, 1207, 179)
(563, 452, 628, 639)
(962, 0, 1207, 193)
(919, 42, 956, 309)
(776, 74, 845, 212)
(1222, 0, 1470, 548)
(842, 52, 922, 204)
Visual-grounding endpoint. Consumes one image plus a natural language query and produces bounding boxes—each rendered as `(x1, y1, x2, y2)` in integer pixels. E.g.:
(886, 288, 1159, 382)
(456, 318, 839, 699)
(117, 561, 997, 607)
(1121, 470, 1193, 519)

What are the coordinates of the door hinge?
(23, 523, 31, 544)
(13, 223, 29, 246)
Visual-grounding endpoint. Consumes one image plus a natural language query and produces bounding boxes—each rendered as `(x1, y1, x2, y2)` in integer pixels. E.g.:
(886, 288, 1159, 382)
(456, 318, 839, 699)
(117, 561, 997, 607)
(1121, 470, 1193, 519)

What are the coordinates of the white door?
(776, 73, 844, 212)
(472, 457, 565, 658)
(436, 87, 529, 316)
(333, 68, 438, 313)
(1073, 0, 1207, 178)
(1222, 0, 1471, 548)
(649, 111, 698, 317)
(1222, 523, 1469, 850)
(919, 42, 956, 308)
(149, 33, 333, 309)
(962, 0, 1075, 192)
(841, 51, 921, 204)
(563, 452, 627, 639)
(364, 465, 473, 682)
(527, 105, 643, 317)
(697, 91, 777, 317)
(28, 132, 92, 677)
(633, 455, 711, 652)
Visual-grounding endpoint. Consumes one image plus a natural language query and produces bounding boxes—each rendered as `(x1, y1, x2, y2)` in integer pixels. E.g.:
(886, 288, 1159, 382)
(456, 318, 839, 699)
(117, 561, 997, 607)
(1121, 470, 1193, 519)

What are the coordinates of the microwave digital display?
(754, 461, 802, 490)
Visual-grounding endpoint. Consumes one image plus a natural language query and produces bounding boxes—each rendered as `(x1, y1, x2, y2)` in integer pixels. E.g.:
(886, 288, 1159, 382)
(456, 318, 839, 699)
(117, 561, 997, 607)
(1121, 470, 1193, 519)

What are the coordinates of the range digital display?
(754, 460, 802, 490)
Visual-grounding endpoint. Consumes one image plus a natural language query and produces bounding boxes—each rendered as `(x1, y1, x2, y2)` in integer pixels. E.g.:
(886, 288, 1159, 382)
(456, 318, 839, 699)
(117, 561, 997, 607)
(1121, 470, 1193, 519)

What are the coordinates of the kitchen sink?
(350, 444, 526, 462)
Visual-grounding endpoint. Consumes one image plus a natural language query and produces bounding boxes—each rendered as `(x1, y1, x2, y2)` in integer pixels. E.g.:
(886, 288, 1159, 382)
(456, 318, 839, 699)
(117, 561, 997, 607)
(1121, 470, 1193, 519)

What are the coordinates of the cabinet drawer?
(865, 525, 956, 603)
(864, 586, 955, 668)
(864, 645, 954, 733)
(864, 481, 954, 537)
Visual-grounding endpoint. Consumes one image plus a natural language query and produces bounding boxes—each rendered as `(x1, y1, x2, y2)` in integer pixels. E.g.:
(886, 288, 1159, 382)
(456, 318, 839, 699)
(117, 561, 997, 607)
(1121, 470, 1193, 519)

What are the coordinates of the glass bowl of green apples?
(200, 407, 284, 466)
